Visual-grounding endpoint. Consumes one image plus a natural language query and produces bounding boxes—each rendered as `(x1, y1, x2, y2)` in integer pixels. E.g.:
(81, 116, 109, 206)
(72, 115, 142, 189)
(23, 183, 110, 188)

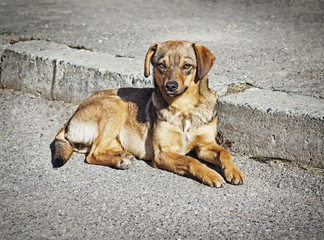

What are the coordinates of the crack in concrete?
(50, 59, 57, 101)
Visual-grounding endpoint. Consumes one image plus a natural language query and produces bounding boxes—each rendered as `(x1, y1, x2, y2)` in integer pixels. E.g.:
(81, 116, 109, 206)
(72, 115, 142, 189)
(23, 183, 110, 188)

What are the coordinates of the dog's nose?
(165, 81, 178, 92)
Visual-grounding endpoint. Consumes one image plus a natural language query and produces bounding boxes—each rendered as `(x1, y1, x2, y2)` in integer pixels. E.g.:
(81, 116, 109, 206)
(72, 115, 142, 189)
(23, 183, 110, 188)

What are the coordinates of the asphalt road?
(0, 88, 323, 239)
(0, 0, 323, 238)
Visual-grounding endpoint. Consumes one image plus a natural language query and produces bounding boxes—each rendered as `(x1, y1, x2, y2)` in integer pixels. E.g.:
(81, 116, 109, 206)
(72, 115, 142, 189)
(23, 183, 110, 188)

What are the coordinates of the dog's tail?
(52, 125, 73, 168)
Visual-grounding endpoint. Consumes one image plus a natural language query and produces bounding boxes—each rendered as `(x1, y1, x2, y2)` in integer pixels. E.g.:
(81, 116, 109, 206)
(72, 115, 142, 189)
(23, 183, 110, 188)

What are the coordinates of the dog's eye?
(158, 63, 166, 69)
(183, 64, 192, 70)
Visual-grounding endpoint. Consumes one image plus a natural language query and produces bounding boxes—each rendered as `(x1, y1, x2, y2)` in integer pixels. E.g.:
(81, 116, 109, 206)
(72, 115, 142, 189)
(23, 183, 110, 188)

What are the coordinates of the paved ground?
(0, 88, 323, 239)
(0, 0, 323, 239)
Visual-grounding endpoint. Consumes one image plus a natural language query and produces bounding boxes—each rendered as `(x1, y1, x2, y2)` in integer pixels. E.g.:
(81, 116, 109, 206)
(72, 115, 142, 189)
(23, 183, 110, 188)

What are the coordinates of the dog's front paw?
(223, 167, 244, 185)
(116, 154, 136, 170)
(201, 170, 226, 188)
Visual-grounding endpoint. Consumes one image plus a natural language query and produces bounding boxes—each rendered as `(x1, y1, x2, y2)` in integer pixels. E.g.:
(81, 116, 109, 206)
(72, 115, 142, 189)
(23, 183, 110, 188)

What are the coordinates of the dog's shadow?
(49, 140, 57, 168)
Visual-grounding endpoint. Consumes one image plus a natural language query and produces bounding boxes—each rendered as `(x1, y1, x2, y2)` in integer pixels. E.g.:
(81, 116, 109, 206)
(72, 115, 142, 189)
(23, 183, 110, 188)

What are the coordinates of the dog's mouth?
(165, 91, 181, 97)
(164, 86, 188, 97)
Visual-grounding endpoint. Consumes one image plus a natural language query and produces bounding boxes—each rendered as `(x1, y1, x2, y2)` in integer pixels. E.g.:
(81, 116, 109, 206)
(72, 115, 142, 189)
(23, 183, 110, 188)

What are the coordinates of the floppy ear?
(144, 43, 158, 78)
(193, 43, 215, 80)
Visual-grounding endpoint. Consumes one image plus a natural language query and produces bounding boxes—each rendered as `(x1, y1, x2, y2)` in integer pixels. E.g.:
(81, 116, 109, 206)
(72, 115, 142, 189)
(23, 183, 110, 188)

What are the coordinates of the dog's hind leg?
(53, 126, 73, 167)
(86, 137, 135, 170)
(85, 114, 135, 170)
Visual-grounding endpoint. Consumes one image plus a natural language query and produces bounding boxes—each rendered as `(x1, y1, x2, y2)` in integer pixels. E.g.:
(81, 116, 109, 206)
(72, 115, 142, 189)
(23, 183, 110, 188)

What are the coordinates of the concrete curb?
(218, 88, 323, 168)
(1, 40, 323, 168)
(0, 41, 151, 104)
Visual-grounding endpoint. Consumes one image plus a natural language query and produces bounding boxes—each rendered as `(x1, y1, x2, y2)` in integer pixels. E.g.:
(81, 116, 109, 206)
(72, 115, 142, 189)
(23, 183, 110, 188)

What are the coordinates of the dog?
(53, 40, 244, 187)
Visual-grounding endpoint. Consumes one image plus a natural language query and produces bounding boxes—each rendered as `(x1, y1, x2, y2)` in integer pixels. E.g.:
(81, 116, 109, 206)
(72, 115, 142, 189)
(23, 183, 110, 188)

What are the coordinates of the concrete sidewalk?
(1, 0, 323, 98)
(1, 0, 323, 168)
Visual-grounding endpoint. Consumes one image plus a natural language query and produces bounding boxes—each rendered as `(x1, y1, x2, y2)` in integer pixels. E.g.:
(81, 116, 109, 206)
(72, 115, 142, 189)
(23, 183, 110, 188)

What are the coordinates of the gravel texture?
(0, 0, 323, 238)
(0, 89, 323, 239)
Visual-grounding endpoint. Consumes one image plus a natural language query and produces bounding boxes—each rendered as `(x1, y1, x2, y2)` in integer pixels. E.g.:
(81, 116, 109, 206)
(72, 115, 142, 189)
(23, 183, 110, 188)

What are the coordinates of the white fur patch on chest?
(181, 119, 192, 153)
(184, 119, 191, 133)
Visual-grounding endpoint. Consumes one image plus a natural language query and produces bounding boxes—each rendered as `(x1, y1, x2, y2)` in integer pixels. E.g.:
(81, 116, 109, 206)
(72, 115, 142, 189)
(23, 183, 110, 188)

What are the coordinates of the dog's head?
(144, 41, 215, 98)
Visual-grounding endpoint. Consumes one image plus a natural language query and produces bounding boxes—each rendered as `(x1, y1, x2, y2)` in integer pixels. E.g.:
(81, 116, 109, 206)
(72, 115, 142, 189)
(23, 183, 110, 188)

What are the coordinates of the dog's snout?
(165, 81, 178, 92)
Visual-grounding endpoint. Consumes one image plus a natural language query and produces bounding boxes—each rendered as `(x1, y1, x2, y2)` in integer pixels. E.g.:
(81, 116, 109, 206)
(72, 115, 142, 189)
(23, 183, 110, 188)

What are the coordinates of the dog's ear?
(193, 43, 215, 80)
(144, 43, 158, 78)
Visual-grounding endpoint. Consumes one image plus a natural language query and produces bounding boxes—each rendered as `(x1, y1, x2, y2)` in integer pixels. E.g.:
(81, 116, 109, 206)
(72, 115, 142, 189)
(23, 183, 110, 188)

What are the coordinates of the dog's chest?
(156, 97, 218, 153)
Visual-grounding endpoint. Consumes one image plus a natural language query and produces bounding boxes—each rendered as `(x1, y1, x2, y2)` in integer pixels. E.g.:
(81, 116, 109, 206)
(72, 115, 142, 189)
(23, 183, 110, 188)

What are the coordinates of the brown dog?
(53, 40, 244, 187)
